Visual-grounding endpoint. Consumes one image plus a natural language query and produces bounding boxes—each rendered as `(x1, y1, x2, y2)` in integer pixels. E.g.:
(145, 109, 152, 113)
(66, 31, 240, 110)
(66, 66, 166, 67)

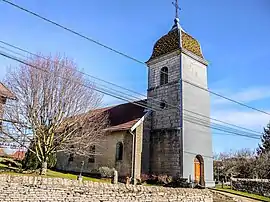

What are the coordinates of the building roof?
(0, 83, 16, 99)
(148, 25, 204, 61)
(103, 101, 146, 132)
(0, 148, 6, 156)
(10, 151, 25, 160)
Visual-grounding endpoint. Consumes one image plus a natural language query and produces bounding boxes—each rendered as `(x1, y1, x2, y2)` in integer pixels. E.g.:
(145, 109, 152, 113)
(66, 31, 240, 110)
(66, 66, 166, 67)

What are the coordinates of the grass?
(0, 164, 108, 183)
(214, 184, 270, 202)
(46, 170, 109, 183)
(0, 162, 18, 171)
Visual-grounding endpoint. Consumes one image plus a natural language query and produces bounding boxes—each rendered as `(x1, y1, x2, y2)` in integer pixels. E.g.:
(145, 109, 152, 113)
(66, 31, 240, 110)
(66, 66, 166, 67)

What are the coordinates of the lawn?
(0, 163, 108, 183)
(215, 184, 270, 202)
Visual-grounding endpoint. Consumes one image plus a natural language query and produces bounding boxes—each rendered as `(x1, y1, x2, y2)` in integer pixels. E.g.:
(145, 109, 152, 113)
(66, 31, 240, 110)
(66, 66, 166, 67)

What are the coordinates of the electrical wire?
(0, 42, 263, 136)
(0, 50, 262, 141)
(2, 0, 270, 117)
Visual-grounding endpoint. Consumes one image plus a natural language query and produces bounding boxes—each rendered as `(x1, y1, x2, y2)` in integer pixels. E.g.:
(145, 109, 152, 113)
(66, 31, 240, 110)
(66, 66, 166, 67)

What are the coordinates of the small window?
(68, 153, 74, 162)
(116, 142, 123, 161)
(88, 145, 95, 163)
(160, 101, 167, 109)
(160, 67, 168, 86)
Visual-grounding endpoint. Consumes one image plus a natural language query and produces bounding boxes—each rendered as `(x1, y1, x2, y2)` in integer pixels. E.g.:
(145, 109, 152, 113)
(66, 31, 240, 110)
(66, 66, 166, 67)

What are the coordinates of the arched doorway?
(194, 155, 205, 186)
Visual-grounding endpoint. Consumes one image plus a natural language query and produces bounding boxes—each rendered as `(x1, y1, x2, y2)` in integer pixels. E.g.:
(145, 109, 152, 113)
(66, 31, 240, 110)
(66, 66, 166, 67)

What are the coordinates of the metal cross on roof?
(172, 0, 181, 19)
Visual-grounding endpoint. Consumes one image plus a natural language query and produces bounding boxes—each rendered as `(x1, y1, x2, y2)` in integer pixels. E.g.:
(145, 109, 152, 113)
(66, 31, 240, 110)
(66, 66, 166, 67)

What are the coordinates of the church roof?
(0, 83, 16, 99)
(148, 27, 204, 61)
(102, 101, 146, 132)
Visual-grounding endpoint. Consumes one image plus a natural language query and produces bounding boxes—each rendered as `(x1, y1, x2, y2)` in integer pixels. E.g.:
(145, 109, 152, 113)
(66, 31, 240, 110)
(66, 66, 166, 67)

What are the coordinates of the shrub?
(140, 174, 190, 187)
(140, 174, 150, 183)
(165, 177, 191, 188)
(158, 174, 173, 184)
(22, 150, 57, 170)
(98, 167, 114, 178)
(141, 174, 173, 185)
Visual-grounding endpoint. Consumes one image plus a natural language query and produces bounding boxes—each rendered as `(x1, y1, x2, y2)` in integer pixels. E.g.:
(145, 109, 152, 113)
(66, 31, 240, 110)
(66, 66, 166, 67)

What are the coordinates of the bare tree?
(215, 149, 256, 179)
(254, 151, 270, 179)
(3, 54, 108, 174)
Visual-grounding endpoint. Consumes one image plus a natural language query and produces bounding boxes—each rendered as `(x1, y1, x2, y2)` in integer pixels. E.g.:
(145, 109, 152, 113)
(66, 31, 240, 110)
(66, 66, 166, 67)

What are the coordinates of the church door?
(194, 157, 201, 184)
(194, 155, 204, 186)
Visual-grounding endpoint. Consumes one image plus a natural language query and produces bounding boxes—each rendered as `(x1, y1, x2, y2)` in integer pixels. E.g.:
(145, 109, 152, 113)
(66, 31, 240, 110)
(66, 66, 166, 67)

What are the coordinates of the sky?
(0, 0, 270, 153)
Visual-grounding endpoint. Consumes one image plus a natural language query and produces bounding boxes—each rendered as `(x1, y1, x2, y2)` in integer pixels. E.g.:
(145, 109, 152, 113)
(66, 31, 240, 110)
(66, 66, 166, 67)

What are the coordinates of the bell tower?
(145, 2, 214, 186)
(146, 18, 183, 177)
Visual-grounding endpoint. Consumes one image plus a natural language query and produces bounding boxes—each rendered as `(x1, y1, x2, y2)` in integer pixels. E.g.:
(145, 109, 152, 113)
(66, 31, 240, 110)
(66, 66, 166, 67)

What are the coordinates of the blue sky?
(0, 0, 270, 153)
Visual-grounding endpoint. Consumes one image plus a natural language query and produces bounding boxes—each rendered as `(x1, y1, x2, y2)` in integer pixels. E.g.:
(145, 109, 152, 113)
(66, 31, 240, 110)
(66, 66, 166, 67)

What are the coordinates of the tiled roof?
(11, 151, 25, 160)
(101, 101, 146, 132)
(148, 28, 203, 61)
(60, 101, 146, 133)
(0, 83, 16, 99)
(106, 119, 140, 132)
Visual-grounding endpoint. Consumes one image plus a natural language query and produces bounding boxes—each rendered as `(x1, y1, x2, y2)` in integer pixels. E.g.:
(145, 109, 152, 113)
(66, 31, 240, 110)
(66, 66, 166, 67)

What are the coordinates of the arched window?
(88, 145, 95, 163)
(116, 142, 123, 161)
(160, 67, 168, 86)
(68, 153, 74, 162)
(68, 145, 74, 162)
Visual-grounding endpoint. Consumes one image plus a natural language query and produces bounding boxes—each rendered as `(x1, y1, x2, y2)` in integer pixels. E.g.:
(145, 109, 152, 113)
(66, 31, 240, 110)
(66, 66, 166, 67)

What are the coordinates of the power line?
(0, 41, 146, 100)
(183, 114, 260, 139)
(183, 112, 261, 138)
(0, 51, 262, 163)
(183, 80, 270, 116)
(0, 41, 263, 136)
(0, 50, 262, 141)
(184, 108, 261, 135)
(2, 0, 270, 117)
(1, 0, 145, 65)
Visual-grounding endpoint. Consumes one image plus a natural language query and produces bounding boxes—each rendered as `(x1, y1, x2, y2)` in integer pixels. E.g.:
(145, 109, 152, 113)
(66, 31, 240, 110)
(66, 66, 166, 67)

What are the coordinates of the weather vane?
(172, 0, 181, 19)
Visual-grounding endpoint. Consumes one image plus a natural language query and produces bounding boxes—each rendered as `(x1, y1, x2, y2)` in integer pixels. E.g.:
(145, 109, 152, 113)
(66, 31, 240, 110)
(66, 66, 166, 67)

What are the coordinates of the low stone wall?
(0, 175, 213, 202)
(231, 178, 270, 197)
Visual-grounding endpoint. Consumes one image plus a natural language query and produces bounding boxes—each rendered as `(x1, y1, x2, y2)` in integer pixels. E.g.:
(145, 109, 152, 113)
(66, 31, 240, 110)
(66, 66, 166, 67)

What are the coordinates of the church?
(56, 11, 214, 188)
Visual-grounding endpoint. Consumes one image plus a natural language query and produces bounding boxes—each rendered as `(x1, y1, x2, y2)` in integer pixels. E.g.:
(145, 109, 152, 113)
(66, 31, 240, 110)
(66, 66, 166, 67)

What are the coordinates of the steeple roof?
(148, 20, 204, 61)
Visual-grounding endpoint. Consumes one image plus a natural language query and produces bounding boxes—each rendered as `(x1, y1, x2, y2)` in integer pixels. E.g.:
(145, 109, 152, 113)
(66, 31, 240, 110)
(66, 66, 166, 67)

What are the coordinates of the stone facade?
(56, 131, 133, 177)
(56, 120, 145, 180)
(55, 20, 215, 187)
(150, 129, 182, 177)
(146, 51, 183, 177)
(0, 175, 213, 202)
(133, 122, 143, 180)
(145, 36, 214, 187)
(231, 178, 270, 197)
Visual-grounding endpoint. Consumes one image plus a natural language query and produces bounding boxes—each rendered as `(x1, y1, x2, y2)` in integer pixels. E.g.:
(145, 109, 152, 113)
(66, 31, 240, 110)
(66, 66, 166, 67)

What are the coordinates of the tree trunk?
(40, 161, 47, 175)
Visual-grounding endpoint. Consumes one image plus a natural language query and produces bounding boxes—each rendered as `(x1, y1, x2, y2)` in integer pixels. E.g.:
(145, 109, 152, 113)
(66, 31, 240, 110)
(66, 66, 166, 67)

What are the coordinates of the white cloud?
(209, 82, 270, 152)
(211, 110, 270, 130)
(211, 86, 270, 105)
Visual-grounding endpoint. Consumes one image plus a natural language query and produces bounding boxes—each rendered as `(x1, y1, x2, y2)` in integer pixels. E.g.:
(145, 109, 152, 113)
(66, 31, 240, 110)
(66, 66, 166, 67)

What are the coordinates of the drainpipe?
(129, 129, 136, 185)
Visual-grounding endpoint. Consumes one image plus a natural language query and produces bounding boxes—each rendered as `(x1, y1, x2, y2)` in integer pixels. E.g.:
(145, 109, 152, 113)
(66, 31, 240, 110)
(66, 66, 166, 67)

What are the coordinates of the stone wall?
(147, 51, 183, 178)
(56, 131, 133, 177)
(231, 178, 270, 197)
(147, 51, 181, 130)
(0, 175, 213, 202)
(150, 129, 182, 177)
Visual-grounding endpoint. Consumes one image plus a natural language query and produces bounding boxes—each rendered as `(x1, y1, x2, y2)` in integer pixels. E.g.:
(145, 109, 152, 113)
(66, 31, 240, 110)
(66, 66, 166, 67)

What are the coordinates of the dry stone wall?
(231, 178, 270, 197)
(0, 175, 213, 202)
